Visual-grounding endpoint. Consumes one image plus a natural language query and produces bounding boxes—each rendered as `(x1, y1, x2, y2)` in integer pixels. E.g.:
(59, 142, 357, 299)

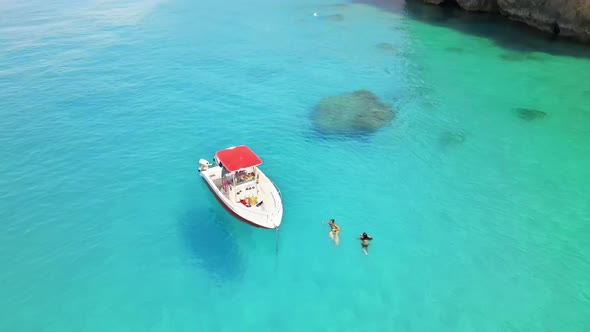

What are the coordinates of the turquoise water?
(1, 0, 590, 331)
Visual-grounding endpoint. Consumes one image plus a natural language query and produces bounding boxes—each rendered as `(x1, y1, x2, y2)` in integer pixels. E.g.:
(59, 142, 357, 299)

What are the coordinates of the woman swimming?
(322, 219, 340, 245)
(358, 232, 373, 255)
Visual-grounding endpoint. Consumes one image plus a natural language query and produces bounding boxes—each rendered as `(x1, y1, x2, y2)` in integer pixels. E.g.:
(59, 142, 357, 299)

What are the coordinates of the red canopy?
(215, 145, 262, 172)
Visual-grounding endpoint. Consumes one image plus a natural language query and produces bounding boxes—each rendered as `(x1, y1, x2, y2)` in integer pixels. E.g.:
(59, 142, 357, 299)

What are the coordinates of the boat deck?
(200, 165, 282, 228)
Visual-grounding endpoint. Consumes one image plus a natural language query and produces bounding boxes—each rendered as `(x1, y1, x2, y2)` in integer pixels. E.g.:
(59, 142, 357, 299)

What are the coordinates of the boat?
(198, 145, 283, 229)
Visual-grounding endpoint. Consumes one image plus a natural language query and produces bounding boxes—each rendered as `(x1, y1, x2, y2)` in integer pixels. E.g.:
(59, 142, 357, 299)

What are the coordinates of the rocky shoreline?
(420, 0, 590, 43)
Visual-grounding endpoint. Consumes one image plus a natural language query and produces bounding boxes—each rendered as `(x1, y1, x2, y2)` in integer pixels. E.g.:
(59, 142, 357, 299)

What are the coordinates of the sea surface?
(1, 0, 589, 331)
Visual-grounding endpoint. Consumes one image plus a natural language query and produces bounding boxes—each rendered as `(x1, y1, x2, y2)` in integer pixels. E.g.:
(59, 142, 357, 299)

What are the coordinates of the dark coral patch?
(376, 42, 396, 51)
(445, 46, 464, 53)
(514, 108, 547, 121)
(500, 52, 544, 62)
(312, 90, 395, 135)
(376, 42, 403, 56)
(375, 42, 412, 57)
(390, 25, 409, 31)
(439, 130, 467, 149)
(319, 14, 344, 22)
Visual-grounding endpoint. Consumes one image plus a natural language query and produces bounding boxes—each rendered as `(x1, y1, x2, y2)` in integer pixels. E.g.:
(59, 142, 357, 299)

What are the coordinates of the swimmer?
(322, 219, 340, 245)
(358, 232, 373, 255)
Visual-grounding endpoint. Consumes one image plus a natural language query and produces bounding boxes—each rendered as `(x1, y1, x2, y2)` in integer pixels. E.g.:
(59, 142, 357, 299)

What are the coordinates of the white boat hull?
(199, 165, 283, 229)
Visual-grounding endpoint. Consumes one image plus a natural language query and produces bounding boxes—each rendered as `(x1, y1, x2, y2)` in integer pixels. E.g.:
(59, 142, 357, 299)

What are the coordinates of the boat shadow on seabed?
(177, 207, 244, 282)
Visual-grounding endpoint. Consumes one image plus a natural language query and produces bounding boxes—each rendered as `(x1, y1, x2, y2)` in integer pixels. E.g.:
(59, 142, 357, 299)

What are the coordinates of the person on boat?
(358, 232, 373, 255)
(322, 219, 340, 245)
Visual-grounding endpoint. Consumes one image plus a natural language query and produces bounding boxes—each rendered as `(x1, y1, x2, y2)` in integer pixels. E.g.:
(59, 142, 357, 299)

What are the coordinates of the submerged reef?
(312, 90, 395, 134)
(439, 130, 467, 149)
(376, 42, 396, 51)
(514, 107, 547, 121)
(445, 46, 465, 53)
(375, 42, 402, 56)
(500, 52, 545, 62)
(318, 13, 345, 22)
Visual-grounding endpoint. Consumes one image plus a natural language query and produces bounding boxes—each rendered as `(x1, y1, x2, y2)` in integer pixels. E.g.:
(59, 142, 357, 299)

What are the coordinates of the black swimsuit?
(361, 235, 372, 247)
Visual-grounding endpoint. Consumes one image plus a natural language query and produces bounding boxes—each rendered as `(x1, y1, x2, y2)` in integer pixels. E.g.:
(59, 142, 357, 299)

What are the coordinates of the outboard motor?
(198, 159, 211, 172)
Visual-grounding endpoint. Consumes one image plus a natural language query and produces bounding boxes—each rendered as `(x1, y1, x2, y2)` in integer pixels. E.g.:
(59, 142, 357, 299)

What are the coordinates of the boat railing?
(256, 172, 282, 228)
(270, 179, 282, 198)
(268, 183, 282, 228)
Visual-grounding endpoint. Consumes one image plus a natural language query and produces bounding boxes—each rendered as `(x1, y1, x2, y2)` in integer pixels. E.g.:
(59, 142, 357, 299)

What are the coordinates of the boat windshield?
(222, 168, 256, 186)
(233, 169, 255, 185)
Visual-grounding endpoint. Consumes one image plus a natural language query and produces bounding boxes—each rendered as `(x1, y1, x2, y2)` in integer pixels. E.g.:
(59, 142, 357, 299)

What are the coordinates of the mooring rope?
(275, 226, 279, 255)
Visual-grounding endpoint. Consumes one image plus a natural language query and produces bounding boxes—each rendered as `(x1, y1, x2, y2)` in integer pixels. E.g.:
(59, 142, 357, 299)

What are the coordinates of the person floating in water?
(358, 232, 373, 255)
(322, 219, 340, 245)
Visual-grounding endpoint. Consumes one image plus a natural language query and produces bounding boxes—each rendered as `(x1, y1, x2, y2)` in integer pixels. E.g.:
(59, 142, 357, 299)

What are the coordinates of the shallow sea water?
(1, 0, 589, 331)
